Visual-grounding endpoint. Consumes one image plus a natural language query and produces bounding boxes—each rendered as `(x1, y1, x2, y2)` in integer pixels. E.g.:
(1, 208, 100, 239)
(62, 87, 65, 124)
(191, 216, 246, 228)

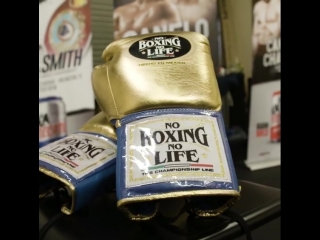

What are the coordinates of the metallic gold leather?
(69, 0, 87, 8)
(118, 189, 240, 218)
(192, 185, 241, 217)
(192, 196, 240, 217)
(92, 31, 222, 122)
(39, 166, 76, 215)
(120, 203, 159, 221)
(79, 112, 117, 140)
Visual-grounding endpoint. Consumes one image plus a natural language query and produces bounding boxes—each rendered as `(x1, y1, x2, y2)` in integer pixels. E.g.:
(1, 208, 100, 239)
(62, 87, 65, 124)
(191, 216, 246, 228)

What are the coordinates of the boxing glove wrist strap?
(115, 108, 240, 218)
(39, 132, 116, 214)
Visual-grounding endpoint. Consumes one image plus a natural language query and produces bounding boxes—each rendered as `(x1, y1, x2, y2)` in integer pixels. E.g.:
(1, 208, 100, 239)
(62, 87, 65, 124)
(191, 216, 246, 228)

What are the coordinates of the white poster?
(246, 81, 280, 170)
(245, 0, 281, 170)
(39, 0, 95, 113)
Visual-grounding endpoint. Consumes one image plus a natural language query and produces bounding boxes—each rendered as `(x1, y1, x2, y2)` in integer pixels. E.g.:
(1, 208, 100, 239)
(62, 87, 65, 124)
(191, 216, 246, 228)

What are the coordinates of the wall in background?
(90, 0, 113, 113)
(229, 0, 253, 88)
(219, 0, 253, 95)
(91, 0, 114, 67)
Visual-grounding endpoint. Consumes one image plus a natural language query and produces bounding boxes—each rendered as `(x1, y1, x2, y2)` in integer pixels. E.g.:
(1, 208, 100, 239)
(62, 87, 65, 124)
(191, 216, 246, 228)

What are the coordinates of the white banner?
(246, 81, 280, 170)
(124, 114, 232, 188)
(39, 0, 95, 113)
(245, 0, 281, 170)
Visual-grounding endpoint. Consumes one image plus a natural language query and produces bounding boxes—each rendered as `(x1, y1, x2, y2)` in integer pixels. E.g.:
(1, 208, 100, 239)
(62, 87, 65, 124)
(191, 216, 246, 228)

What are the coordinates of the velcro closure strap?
(124, 114, 233, 188)
(39, 132, 116, 180)
(39, 132, 117, 214)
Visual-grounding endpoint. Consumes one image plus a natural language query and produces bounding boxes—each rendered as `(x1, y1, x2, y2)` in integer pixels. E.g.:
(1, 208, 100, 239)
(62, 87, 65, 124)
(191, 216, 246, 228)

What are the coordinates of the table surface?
(39, 176, 281, 240)
(234, 163, 280, 189)
(233, 163, 281, 240)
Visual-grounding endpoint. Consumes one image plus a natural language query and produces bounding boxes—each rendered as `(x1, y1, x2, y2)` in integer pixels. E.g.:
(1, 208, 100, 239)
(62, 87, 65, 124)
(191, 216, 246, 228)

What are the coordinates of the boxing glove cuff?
(116, 108, 240, 220)
(39, 131, 116, 215)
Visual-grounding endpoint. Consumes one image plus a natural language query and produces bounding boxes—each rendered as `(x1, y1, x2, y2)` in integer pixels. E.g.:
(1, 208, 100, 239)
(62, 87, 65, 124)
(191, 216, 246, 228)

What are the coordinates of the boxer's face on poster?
(253, 0, 280, 45)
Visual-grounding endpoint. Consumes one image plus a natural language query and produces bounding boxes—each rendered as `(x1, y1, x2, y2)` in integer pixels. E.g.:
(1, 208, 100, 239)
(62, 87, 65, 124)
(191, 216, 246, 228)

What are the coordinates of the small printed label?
(129, 35, 191, 60)
(271, 90, 281, 142)
(39, 98, 67, 143)
(125, 114, 232, 188)
(39, 133, 116, 180)
(256, 122, 269, 137)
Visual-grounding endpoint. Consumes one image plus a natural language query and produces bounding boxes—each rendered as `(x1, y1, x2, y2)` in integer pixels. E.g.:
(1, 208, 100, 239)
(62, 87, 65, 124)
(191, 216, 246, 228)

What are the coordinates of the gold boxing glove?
(39, 112, 117, 215)
(92, 31, 240, 220)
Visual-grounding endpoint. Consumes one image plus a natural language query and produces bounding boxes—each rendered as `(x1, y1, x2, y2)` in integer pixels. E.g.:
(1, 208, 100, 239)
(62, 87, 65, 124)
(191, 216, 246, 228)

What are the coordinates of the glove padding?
(92, 31, 240, 220)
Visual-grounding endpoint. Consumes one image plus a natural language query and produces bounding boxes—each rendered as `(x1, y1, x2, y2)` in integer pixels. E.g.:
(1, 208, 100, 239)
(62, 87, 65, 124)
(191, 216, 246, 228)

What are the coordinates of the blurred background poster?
(39, 0, 96, 141)
(39, 0, 95, 114)
(113, 0, 222, 73)
(251, 0, 280, 84)
(246, 0, 281, 170)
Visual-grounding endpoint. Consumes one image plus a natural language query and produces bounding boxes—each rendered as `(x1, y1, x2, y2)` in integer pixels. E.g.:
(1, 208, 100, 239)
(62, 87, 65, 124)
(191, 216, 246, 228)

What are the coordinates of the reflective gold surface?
(193, 196, 240, 217)
(120, 203, 159, 221)
(118, 189, 240, 219)
(39, 166, 76, 215)
(79, 111, 117, 139)
(92, 31, 222, 122)
(69, 0, 87, 8)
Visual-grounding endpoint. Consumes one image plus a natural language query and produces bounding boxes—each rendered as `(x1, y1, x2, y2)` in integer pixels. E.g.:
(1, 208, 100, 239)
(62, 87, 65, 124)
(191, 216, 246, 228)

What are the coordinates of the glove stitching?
(122, 108, 221, 124)
(106, 65, 119, 117)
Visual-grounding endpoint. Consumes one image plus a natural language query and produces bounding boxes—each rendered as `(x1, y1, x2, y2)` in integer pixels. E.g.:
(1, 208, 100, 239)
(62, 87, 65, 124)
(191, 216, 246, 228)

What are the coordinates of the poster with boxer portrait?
(113, 0, 222, 72)
(251, 0, 280, 84)
(39, 0, 95, 113)
(245, 0, 281, 171)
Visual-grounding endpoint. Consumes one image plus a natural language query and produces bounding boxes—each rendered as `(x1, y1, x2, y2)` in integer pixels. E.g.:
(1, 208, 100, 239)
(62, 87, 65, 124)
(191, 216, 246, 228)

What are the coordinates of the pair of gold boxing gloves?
(39, 31, 240, 220)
